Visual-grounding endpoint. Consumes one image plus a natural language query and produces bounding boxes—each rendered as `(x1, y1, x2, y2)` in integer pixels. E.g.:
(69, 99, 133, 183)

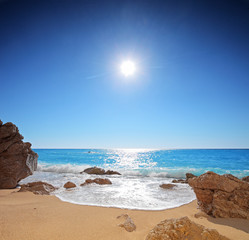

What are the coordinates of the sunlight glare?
(120, 60, 136, 77)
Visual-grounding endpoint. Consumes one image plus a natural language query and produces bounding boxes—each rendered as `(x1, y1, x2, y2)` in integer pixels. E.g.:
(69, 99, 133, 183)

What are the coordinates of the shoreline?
(1, 189, 249, 240)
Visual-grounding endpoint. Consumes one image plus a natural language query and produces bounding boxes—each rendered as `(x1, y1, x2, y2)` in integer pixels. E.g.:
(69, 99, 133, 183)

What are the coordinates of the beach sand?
(0, 189, 249, 240)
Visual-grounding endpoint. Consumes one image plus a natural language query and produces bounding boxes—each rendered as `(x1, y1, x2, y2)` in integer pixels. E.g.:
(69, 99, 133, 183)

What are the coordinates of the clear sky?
(0, 0, 249, 148)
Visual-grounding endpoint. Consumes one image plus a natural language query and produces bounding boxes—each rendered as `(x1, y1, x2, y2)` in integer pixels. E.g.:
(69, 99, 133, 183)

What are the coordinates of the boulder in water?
(81, 166, 121, 175)
(160, 183, 176, 189)
(81, 178, 112, 186)
(64, 181, 76, 189)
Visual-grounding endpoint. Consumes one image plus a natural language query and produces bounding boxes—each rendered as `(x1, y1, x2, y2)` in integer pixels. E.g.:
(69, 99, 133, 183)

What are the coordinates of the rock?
(0, 121, 38, 189)
(242, 176, 249, 182)
(19, 181, 56, 195)
(186, 172, 197, 181)
(105, 170, 121, 175)
(172, 179, 187, 184)
(81, 166, 121, 175)
(189, 171, 249, 219)
(80, 178, 112, 186)
(146, 216, 229, 240)
(117, 214, 136, 232)
(81, 167, 106, 175)
(172, 173, 197, 184)
(64, 181, 76, 189)
(160, 183, 176, 189)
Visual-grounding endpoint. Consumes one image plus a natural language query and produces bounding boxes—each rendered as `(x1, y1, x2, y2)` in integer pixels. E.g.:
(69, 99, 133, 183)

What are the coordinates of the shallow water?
(20, 148, 249, 210)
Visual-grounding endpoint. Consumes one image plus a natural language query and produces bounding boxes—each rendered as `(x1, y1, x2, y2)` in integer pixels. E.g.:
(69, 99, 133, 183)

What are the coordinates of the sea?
(20, 149, 249, 210)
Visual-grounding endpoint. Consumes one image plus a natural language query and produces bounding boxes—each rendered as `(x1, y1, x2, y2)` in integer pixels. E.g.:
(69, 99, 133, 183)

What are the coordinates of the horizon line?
(32, 147, 249, 150)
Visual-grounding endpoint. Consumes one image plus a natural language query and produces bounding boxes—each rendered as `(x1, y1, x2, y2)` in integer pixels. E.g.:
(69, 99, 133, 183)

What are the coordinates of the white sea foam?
(37, 162, 91, 174)
(20, 169, 196, 210)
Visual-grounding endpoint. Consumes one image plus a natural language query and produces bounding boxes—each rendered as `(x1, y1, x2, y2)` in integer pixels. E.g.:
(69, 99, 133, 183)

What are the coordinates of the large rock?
(19, 181, 56, 195)
(146, 216, 229, 240)
(80, 178, 112, 186)
(0, 121, 38, 189)
(189, 171, 249, 219)
(81, 166, 121, 175)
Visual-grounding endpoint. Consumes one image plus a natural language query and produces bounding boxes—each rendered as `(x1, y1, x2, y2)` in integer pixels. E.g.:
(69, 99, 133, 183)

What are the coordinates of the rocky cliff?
(0, 120, 38, 188)
(189, 171, 249, 219)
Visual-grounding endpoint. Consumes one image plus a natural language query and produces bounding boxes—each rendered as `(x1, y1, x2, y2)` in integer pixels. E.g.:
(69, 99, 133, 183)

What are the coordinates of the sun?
(120, 60, 136, 77)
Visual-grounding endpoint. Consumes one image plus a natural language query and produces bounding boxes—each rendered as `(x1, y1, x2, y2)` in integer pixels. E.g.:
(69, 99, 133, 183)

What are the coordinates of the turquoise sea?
(21, 149, 249, 210)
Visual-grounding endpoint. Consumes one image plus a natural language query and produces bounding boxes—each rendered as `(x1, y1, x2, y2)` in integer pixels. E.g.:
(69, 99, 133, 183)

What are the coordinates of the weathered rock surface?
(19, 181, 56, 195)
(0, 121, 38, 189)
(81, 178, 112, 186)
(160, 183, 176, 189)
(242, 176, 249, 182)
(146, 216, 229, 240)
(81, 166, 121, 175)
(64, 181, 76, 189)
(117, 214, 136, 232)
(189, 171, 249, 219)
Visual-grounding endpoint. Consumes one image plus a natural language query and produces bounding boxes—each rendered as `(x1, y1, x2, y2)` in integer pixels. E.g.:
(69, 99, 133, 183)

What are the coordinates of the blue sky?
(0, 0, 249, 148)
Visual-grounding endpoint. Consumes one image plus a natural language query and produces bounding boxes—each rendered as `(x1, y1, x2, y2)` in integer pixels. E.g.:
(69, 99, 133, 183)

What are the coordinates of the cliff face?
(0, 120, 38, 189)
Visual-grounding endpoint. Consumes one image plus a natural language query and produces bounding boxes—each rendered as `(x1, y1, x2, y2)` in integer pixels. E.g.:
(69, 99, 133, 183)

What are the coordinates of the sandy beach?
(0, 189, 248, 240)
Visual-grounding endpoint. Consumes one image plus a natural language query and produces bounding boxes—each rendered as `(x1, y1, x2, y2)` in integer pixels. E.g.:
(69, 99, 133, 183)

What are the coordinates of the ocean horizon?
(20, 148, 249, 210)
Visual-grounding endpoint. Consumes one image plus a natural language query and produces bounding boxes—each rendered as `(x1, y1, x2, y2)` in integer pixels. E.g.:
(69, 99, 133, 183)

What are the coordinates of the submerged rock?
(81, 166, 121, 175)
(146, 216, 229, 240)
(172, 173, 197, 184)
(0, 121, 38, 189)
(19, 181, 56, 195)
(160, 183, 176, 189)
(117, 214, 136, 232)
(80, 178, 112, 186)
(64, 181, 76, 189)
(189, 171, 249, 219)
(172, 179, 187, 184)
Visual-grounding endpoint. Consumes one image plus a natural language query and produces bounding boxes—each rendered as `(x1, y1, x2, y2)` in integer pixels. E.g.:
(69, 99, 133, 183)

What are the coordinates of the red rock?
(159, 183, 176, 189)
(105, 170, 121, 175)
(146, 216, 229, 240)
(80, 167, 121, 175)
(189, 171, 249, 219)
(117, 214, 136, 232)
(0, 121, 38, 189)
(81, 167, 105, 175)
(172, 179, 187, 184)
(80, 178, 112, 186)
(64, 181, 76, 189)
(19, 181, 56, 195)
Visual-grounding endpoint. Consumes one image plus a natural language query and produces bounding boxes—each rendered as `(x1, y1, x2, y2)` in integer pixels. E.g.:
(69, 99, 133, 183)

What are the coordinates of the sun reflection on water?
(103, 149, 157, 170)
